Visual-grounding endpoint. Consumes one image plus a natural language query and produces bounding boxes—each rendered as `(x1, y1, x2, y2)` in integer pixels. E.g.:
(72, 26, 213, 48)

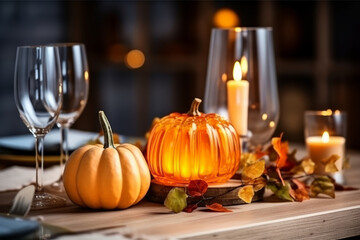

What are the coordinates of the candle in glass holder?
(227, 60, 249, 136)
(306, 131, 345, 174)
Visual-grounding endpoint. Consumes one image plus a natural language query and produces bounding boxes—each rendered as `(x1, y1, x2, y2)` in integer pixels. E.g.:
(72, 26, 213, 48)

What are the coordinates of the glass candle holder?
(304, 110, 347, 184)
(204, 27, 279, 151)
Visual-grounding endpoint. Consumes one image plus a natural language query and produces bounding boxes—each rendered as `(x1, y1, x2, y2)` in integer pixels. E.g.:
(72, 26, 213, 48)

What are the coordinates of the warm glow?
(233, 61, 242, 81)
(213, 8, 240, 28)
(322, 131, 330, 143)
(269, 121, 275, 128)
(321, 109, 332, 116)
(334, 110, 341, 115)
(240, 56, 248, 77)
(221, 73, 227, 83)
(84, 71, 89, 81)
(125, 49, 145, 69)
(262, 113, 268, 120)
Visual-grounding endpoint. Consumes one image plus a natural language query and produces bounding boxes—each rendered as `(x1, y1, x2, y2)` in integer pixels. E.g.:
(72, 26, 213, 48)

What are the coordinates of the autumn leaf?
(205, 203, 232, 212)
(188, 180, 208, 197)
(164, 188, 188, 213)
(183, 204, 198, 213)
(238, 185, 254, 203)
(324, 155, 340, 173)
(291, 157, 315, 175)
(239, 153, 259, 171)
(276, 167, 285, 186)
(272, 133, 289, 169)
(267, 181, 293, 202)
(289, 179, 310, 202)
(253, 177, 267, 192)
(301, 158, 315, 174)
(310, 176, 335, 198)
(242, 160, 265, 180)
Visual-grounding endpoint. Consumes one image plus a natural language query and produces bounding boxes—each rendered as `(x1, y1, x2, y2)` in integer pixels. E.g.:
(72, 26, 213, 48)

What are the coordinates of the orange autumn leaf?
(272, 134, 289, 169)
(290, 179, 310, 202)
(205, 203, 232, 212)
(238, 185, 254, 203)
(242, 160, 265, 180)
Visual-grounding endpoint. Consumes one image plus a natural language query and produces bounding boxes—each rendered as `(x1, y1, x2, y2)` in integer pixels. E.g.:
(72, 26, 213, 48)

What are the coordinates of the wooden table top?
(1, 149, 360, 239)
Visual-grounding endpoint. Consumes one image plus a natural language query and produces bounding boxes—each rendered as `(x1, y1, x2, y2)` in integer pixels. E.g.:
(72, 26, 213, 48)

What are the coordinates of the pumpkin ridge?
(122, 144, 150, 204)
(76, 147, 103, 208)
(99, 148, 122, 209)
(63, 145, 94, 207)
(116, 146, 141, 208)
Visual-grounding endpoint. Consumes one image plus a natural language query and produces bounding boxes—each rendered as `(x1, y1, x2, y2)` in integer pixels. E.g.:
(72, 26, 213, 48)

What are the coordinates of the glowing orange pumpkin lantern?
(146, 98, 241, 185)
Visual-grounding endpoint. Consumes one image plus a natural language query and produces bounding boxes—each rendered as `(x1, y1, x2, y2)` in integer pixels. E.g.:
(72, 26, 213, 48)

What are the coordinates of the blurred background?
(1, 0, 360, 149)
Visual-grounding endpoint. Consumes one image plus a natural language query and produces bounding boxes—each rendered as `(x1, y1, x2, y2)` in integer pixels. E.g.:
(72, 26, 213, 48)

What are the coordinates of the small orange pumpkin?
(63, 111, 151, 209)
(146, 98, 241, 185)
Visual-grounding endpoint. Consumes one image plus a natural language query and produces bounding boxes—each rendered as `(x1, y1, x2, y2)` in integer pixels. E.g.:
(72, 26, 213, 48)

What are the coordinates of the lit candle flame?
(240, 56, 248, 77)
(321, 109, 332, 116)
(233, 61, 242, 81)
(322, 131, 330, 143)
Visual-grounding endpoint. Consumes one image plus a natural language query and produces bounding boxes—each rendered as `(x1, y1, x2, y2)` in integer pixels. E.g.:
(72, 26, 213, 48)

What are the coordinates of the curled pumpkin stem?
(98, 111, 115, 149)
(187, 98, 202, 116)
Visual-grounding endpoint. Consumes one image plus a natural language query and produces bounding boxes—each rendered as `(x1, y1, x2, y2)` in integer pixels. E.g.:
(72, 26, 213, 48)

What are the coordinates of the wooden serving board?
(147, 178, 265, 206)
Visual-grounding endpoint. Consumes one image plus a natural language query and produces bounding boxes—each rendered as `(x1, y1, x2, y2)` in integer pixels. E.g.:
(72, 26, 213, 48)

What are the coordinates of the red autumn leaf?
(188, 180, 208, 197)
(272, 133, 289, 169)
(290, 179, 310, 202)
(183, 204, 198, 213)
(205, 203, 232, 212)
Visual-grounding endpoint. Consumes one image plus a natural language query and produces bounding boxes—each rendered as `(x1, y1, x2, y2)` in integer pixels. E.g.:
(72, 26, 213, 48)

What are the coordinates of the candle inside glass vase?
(227, 60, 249, 137)
(304, 110, 347, 184)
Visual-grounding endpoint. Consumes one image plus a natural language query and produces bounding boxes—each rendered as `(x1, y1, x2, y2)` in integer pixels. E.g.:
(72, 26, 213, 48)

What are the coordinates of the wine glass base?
(31, 192, 66, 210)
(46, 180, 65, 193)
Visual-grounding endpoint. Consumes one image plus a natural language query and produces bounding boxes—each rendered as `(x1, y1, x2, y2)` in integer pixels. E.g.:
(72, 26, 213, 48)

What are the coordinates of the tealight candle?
(304, 110, 347, 183)
(306, 131, 345, 174)
(227, 60, 249, 136)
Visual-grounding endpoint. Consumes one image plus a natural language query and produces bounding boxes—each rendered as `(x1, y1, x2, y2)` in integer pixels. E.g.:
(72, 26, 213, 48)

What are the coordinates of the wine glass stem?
(35, 135, 45, 192)
(60, 126, 69, 174)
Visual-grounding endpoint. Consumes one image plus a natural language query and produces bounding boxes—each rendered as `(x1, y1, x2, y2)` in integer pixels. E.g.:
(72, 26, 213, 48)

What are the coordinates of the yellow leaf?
(238, 185, 254, 203)
(239, 153, 258, 172)
(324, 155, 339, 173)
(301, 158, 315, 174)
(253, 177, 267, 192)
(241, 160, 265, 179)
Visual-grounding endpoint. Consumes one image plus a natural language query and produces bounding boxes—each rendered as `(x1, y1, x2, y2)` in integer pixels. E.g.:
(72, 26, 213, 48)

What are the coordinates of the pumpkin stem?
(187, 98, 202, 116)
(99, 111, 115, 148)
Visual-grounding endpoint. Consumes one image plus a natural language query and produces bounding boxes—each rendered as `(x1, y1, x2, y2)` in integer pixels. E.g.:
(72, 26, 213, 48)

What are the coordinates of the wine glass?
(204, 27, 279, 150)
(14, 45, 66, 209)
(50, 43, 89, 191)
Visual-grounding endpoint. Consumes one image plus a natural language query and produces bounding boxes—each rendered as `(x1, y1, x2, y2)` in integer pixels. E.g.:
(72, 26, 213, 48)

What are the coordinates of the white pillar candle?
(306, 131, 345, 174)
(227, 61, 249, 136)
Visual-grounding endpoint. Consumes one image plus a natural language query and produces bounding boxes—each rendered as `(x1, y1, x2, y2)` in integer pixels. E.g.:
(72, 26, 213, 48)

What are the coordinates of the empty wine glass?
(50, 43, 89, 191)
(204, 27, 279, 150)
(14, 45, 66, 209)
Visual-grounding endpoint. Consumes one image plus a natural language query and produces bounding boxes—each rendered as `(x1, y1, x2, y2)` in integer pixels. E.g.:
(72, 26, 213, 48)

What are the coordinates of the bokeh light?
(213, 8, 240, 28)
(125, 49, 145, 69)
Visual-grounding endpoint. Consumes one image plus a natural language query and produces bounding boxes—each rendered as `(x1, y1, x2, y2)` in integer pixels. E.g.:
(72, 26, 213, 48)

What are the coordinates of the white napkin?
(0, 165, 62, 191)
